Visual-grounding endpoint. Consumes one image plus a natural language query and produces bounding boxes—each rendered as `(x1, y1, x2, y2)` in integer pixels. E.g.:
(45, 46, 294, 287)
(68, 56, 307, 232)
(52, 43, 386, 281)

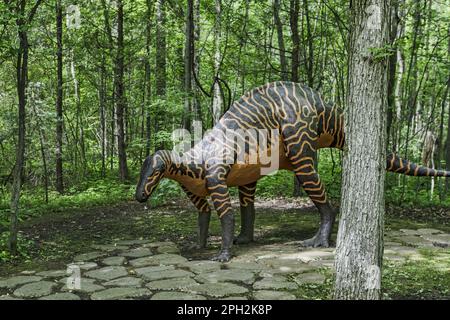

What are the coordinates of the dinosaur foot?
(211, 249, 232, 262)
(233, 234, 253, 245)
(299, 235, 330, 248)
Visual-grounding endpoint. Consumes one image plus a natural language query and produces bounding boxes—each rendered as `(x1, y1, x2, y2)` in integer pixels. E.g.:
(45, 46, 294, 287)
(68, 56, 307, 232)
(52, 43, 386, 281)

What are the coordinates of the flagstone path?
(0, 228, 449, 300)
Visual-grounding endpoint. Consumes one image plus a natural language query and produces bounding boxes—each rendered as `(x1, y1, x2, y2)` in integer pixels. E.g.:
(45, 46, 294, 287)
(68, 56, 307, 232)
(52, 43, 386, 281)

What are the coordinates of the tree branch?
(27, 0, 43, 23)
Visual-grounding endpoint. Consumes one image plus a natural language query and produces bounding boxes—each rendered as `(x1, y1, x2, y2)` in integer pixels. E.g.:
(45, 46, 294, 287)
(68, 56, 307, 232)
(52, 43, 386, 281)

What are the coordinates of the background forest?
(0, 0, 449, 260)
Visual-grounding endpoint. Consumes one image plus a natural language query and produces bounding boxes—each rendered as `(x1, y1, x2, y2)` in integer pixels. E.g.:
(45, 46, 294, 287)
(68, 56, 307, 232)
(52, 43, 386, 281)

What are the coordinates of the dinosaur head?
(135, 151, 167, 203)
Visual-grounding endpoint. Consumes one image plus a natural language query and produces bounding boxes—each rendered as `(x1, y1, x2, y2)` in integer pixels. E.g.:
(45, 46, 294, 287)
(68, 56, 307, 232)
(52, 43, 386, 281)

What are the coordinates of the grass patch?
(382, 261, 450, 299)
(292, 260, 450, 300)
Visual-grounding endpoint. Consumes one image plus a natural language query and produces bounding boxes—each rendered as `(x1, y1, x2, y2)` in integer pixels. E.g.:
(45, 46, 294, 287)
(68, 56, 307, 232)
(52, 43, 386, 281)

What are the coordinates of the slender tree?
(145, 0, 153, 156)
(273, 0, 288, 81)
(183, 0, 194, 131)
(193, 0, 202, 122)
(98, 54, 107, 176)
(9, 0, 43, 254)
(290, 0, 303, 197)
(403, 0, 424, 160)
(232, 0, 249, 101)
(290, 0, 300, 82)
(115, 0, 129, 181)
(302, 0, 314, 86)
(334, 0, 389, 299)
(155, 0, 167, 149)
(100, 0, 115, 172)
(31, 84, 49, 203)
(55, 0, 64, 193)
(445, 27, 450, 193)
(212, 0, 223, 124)
(386, 0, 399, 148)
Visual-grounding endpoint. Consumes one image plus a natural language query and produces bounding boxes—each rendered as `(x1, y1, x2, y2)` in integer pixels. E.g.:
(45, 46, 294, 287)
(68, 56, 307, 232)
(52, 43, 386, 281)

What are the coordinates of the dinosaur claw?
(299, 235, 330, 248)
(211, 250, 232, 262)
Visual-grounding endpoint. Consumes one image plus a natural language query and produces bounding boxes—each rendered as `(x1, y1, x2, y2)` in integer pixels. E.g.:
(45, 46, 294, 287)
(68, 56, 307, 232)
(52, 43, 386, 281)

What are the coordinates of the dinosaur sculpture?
(136, 81, 450, 262)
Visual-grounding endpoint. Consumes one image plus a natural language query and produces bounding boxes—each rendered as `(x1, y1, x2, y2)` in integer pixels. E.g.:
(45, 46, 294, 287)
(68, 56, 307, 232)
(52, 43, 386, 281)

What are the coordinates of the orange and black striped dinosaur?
(136, 81, 450, 262)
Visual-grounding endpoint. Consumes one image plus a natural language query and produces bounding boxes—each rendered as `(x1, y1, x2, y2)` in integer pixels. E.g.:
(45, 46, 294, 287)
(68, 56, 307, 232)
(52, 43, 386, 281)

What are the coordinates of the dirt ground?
(1, 197, 449, 278)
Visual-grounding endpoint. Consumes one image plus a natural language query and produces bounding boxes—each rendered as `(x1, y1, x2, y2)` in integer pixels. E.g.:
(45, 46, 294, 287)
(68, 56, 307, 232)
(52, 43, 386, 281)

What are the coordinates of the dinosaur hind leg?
(283, 126, 336, 247)
(294, 160, 336, 247)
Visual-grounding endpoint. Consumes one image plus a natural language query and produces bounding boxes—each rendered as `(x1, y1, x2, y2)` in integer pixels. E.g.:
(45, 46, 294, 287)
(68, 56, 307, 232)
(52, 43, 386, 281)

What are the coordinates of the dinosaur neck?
(317, 105, 345, 150)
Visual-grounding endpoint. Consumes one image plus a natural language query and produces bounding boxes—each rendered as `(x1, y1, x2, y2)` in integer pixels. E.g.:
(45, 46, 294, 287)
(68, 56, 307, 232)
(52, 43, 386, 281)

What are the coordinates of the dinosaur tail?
(386, 153, 450, 177)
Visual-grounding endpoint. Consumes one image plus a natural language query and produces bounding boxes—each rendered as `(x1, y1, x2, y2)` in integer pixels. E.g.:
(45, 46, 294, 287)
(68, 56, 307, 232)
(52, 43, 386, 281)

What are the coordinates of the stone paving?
(0, 228, 449, 300)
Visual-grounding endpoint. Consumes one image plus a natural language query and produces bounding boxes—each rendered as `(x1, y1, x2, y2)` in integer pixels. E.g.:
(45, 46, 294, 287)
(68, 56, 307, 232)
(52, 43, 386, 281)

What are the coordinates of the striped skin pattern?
(136, 81, 450, 262)
(386, 153, 450, 177)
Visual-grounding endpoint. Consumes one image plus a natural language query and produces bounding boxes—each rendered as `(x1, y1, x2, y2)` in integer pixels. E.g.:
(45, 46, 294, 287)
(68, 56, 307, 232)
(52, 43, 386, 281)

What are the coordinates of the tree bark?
(55, 0, 64, 193)
(115, 0, 129, 181)
(334, 0, 389, 300)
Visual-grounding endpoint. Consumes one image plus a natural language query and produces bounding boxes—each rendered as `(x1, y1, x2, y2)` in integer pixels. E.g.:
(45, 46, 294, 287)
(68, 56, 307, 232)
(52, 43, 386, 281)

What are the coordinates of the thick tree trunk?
(273, 0, 288, 81)
(115, 0, 129, 181)
(212, 0, 223, 124)
(55, 0, 64, 193)
(155, 0, 167, 149)
(334, 0, 389, 300)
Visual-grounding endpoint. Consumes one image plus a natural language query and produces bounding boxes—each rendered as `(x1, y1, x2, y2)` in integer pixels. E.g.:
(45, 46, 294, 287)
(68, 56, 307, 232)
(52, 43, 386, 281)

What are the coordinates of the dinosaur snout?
(135, 187, 148, 203)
